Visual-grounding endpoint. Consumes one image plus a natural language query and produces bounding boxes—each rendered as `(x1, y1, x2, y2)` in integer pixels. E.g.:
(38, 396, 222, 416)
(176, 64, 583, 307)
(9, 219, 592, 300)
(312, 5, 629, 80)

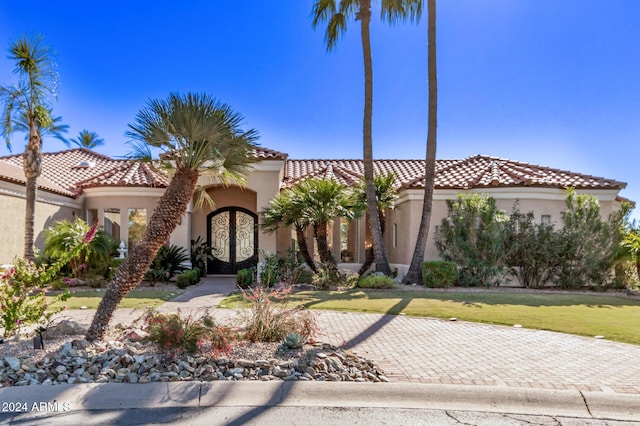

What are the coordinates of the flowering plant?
(0, 223, 97, 337)
(140, 308, 235, 356)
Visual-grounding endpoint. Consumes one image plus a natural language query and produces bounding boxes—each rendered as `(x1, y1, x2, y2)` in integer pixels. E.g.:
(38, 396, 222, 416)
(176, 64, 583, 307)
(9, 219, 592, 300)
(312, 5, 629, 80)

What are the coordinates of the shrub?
(278, 250, 309, 286)
(345, 273, 360, 288)
(435, 194, 509, 286)
(553, 189, 628, 289)
(422, 261, 457, 288)
(357, 274, 396, 289)
(295, 268, 314, 284)
(0, 260, 71, 337)
(240, 286, 318, 343)
(191, 237, 213, 277)
(312, 265, 343, 290)
(504, 208, 562, 288)
(141, 309, 235, 356)
(153, 245, 189, 279)
(176, 269, 200, 289)
(259, 252, 280, 287)
(236, 268, 253, 288)
(144, 268, 169, 286)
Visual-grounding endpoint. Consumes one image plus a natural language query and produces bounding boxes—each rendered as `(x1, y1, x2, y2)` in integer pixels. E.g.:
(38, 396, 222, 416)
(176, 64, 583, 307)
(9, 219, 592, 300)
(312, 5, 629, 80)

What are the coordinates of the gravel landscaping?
(0, 321, 388, 387)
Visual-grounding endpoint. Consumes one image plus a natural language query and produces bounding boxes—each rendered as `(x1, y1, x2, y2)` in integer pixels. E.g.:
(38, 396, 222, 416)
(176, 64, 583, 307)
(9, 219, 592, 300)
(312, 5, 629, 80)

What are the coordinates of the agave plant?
(283, 332, 305, 349)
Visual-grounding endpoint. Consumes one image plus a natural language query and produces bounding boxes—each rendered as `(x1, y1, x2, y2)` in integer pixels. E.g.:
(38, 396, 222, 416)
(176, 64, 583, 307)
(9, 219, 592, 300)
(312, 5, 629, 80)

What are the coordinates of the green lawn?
(48, 289, 184, 310)
(220, 289, 640, 345)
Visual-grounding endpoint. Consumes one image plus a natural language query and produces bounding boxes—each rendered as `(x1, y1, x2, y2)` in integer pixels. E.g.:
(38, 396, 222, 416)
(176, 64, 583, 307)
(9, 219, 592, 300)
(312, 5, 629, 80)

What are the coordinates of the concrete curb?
(1, 382, 639, 421)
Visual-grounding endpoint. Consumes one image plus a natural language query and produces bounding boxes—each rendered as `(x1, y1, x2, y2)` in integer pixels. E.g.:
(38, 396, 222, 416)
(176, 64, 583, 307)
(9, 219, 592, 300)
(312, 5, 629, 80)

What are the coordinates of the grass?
(48, 289, 184, 310)
(220, 289, 640, 345)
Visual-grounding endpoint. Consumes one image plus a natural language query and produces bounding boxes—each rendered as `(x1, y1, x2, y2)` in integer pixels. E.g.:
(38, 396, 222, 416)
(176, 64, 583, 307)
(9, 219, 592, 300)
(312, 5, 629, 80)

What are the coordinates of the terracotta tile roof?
(0, 149, 626, 199)
(284, 155, 627, 191)
(254, 146, 288, 160)
(0, 148, 168, 197)
(76, 162, 169, 189)
(0, 160, 75, 197)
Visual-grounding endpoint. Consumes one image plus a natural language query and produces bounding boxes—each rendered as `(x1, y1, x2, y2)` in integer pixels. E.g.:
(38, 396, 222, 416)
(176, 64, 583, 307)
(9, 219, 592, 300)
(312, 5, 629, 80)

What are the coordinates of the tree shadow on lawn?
(293, 289, 640, 309)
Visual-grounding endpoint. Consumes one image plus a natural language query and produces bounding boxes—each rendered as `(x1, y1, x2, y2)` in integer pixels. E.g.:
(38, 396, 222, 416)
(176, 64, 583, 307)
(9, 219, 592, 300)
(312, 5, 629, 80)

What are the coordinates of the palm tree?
(0, 34, 62, 260)
(404, 0, 437, 285)
(262, 188, 318, 273)
(293, 178, 357, 274)
(70, 129, 104, 149)
(354, 173, 398, 275)
(620, 224, 640, 283)
(86, 92, 258, 341)
(312, 0, 422, 276)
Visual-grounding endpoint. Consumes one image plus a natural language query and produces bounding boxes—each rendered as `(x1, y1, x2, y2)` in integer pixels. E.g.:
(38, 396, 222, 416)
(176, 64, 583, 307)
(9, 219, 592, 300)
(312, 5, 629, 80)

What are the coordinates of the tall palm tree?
(312, 0, 422, 276)
(262, 188, 318, 273)
(404, 0, 437, 284)
(354, 172, 398, 275)
(0, 34, 62, 260)
(70, 129, 104, 149)
(293, 178, 357, 274)
(86, 92, 258, 341)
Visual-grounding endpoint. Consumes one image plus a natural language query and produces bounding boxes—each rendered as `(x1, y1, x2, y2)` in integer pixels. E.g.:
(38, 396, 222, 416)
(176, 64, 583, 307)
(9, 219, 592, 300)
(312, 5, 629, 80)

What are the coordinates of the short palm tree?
(0, 34, 64, 260)
(354, 173, 398, 275)
(620, 226, 640, 283)
(262, 188, 317, 273)
(312, 0, 422, 276)
(86, 92, 258, 341)
(293, 178, 357, 274)
(71, 129, 104, 149)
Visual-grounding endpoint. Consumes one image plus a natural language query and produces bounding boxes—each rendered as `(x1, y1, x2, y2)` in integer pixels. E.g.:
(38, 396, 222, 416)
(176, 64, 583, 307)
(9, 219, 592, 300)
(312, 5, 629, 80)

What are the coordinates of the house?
(0, 148, 629, 276)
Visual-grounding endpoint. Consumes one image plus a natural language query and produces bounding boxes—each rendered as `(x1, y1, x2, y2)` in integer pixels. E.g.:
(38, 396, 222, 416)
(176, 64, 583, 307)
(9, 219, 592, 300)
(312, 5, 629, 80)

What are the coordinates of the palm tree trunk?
(86, 166, 199, 341)
(23, 126, 42, 261)
(295, 225, 317, 273)
(358, 0, 391, 276)
(315, 220, 337, 272)
(359, 209, 386, 275)
(404, 0, 437, 285)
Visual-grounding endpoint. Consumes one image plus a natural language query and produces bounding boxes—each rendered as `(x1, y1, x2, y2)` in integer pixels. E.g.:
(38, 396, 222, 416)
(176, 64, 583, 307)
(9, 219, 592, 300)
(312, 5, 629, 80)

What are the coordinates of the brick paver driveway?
(58, 277, 640, 395)
(317, 311, 640, 394)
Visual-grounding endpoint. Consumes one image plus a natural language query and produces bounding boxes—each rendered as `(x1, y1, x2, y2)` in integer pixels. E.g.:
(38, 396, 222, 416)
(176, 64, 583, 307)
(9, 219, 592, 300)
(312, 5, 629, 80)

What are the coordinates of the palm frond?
(192, 185, 216, 212)
(381, 0, 423, 24)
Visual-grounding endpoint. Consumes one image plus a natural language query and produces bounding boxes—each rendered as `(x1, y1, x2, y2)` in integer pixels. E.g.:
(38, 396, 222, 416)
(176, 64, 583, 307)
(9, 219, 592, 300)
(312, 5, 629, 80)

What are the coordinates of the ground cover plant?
(220, 289, 640, 345)
(47, 289, 182, 310)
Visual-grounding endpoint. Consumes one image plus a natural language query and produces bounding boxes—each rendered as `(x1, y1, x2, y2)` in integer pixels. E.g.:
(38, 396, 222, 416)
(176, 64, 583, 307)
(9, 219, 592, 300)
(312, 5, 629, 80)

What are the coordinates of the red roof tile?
(76, 162, 169, 189)
(0, 149, 627, 198)
(285, 155, 627, 190)
(0, 160, 75, 197)
(254, 146, 287, 160)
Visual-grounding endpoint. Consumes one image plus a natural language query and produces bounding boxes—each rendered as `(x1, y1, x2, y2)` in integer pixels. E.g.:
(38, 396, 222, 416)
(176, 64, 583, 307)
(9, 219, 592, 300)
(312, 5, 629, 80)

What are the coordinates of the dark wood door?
(207, 207, 258, 274)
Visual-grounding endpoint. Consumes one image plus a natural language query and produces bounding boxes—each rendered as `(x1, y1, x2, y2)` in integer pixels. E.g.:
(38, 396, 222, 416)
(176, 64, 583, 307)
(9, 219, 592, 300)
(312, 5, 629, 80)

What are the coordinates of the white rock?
(4, 357, 21, 371)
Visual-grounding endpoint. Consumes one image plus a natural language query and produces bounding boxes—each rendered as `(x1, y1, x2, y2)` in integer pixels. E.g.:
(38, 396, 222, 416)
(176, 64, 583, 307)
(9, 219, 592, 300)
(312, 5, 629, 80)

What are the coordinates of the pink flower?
(83, 223, 98, 244)
(62, 305, 67, 310)
(15, 319, 21, 324)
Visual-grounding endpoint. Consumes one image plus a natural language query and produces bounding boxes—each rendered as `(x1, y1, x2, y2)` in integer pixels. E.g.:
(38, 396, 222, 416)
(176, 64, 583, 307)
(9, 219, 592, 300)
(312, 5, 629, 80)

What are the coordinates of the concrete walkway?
(51, 276, 640, 395)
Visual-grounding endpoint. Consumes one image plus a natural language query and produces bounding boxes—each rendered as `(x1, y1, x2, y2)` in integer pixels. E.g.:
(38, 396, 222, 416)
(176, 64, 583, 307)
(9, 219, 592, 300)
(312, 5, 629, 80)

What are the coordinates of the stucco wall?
(390, 188, 624, 265)
(0, 183, 80, 264)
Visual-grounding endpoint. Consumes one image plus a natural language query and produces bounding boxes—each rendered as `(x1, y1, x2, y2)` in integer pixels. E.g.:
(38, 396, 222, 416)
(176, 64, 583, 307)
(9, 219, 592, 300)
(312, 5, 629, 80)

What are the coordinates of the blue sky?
(1, 1, 639, 215)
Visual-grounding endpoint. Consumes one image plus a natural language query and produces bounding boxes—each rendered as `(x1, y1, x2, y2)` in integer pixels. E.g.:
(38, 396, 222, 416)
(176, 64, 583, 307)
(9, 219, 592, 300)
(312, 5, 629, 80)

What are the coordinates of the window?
(87, 209, 97, 226)
(128, 208, 147, 249)
(104, 208, 121, 241)
(393, 223, 398, 248)
(541, 215, 551, 226)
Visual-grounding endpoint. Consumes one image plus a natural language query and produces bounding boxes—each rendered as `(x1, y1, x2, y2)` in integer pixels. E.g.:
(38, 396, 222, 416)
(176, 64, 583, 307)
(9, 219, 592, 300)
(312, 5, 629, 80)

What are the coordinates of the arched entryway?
(207, 207, 258, 274)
